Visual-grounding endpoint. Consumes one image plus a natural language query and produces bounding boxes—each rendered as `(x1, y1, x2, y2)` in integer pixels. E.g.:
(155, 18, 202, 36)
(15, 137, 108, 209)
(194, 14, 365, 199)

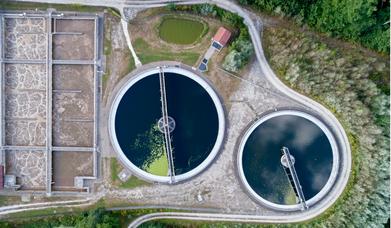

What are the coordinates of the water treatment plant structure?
(0, 1, 353, 225)
(108, 62, 226, 184)
(237, 110, 339, 211)
(107, 60, 349, 216)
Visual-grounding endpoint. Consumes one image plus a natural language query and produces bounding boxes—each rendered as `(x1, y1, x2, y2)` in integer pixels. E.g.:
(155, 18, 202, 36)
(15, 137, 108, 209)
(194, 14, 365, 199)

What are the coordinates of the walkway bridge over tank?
(280, 146, 308, 210)
(158, 67, 176, 183)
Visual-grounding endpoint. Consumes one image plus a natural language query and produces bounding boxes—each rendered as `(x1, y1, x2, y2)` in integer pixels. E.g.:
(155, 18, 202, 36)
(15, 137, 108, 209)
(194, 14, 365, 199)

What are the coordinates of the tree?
(309, 0, 377, 39)
(75, 208, 120, 228)
(223, 38, 254, 72)
(223, 50, 243, 72)
(239, 0, 389, 53)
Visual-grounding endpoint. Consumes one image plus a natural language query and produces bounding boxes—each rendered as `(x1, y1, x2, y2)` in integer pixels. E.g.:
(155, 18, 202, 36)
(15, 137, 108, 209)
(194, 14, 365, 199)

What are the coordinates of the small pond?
(158, 17, 205, 45)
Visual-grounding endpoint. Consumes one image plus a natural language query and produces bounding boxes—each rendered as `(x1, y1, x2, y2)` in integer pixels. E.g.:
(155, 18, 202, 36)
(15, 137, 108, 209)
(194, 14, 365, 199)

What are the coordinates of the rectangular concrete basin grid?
(0, 11, 101, 194)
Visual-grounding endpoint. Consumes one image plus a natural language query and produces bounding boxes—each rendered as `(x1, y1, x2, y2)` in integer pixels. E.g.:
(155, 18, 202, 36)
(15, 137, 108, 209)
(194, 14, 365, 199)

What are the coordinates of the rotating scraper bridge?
(158, 67, 176, 183)
(280, 147, 308, 211)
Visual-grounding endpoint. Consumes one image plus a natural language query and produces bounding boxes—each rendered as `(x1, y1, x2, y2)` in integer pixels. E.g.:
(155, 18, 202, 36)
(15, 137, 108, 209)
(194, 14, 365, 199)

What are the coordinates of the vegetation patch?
(0, 196, 20, 207)
(263, 25, 389, 227)
(158, 15, 208, 45)
(1, 204, 184, 228)
(140, 220, 276, 227)
(133, 38, 200, 66)
(0, 1, 105, 12)
(1, 207, 121, 228)
(102, 14, 134, 98)
(110, 158, 150, 189)
(238, 0, 390, 54)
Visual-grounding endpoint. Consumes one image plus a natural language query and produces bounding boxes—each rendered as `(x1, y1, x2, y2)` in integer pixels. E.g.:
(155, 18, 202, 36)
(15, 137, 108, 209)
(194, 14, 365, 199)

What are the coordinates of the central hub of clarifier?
(158, 116, 176, 133)
(280, 154, 295, 168)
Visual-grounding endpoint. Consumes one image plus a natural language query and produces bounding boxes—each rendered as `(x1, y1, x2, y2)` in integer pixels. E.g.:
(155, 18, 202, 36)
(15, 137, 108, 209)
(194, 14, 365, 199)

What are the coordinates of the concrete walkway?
(120, 16, 142, 68)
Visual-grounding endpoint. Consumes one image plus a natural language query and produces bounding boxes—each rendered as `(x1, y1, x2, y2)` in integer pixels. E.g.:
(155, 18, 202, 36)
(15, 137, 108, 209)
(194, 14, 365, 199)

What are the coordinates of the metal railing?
(158, 67, 175, 183)
(281, 146, 308, 210)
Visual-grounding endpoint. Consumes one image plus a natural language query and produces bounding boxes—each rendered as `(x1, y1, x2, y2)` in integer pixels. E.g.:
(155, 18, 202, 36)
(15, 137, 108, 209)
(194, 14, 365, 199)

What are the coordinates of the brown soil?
(52, 65, 94, 147)
(53, 19, 94, 60)
(52, 151, 93, 187)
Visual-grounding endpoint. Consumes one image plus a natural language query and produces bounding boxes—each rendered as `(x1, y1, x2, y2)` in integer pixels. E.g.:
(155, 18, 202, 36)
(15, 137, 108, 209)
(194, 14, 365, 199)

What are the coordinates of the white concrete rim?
(237, 110, 339, 211)
(109, 66, 225, 184)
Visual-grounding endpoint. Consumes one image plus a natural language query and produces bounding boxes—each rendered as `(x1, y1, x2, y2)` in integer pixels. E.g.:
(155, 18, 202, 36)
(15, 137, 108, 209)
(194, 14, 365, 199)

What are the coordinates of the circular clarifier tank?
(109, 66, 225, 183)
(238, 110, 339, 211)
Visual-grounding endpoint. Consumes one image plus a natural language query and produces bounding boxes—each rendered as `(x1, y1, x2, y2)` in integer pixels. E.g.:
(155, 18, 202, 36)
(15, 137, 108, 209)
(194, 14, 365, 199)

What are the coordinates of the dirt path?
(102, 14, 133, 105)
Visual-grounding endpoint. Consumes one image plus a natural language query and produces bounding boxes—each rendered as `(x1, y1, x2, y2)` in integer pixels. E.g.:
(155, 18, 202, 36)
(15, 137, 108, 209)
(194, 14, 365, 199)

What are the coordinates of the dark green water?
(242, 115, 333, 205)
(159, 18, 204, 45)
(115, 73, 219, 175)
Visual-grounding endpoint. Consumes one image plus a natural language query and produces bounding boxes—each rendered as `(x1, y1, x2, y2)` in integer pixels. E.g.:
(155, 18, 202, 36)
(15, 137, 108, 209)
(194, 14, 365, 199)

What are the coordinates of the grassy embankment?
(110, 158, 150, 189)
(133, 38, 200, 66)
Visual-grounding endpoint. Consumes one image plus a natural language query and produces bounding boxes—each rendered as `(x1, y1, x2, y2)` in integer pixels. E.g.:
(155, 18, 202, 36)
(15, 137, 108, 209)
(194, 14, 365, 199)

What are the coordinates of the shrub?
(223, 36, 253, 72)
(264, 27, 390, 227)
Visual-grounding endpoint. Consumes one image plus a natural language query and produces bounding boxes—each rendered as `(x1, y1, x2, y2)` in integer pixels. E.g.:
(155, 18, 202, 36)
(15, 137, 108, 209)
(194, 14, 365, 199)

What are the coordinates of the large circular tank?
(109, 65, 225, 183)
(237, 110, 339, 211)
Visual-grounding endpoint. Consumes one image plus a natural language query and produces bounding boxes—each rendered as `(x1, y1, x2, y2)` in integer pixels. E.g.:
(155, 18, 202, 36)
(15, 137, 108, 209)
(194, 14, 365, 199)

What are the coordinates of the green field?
(158, 17, 205, 45)
(110, 158, 149, 189)
(133, 38, 200, 66)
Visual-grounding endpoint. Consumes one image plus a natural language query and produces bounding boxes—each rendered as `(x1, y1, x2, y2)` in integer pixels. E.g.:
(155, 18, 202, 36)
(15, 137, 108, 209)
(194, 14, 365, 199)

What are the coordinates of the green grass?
(133, 38, 200, 66)
(107, 7, 121, 18)
(126, 57, 136, 75)
(110, 157, 120, 182)
(0, 1, 105, 12)
(141, 219, 272, 227)
(104, 36, 112, 56)
(118, 176, 150, 189)
(158, 17, 206, 45)
(146, 152, 168, 176)
(8, 207, 69, 219)
(110, 158, 150, 189)
(0, 196, 20, 207)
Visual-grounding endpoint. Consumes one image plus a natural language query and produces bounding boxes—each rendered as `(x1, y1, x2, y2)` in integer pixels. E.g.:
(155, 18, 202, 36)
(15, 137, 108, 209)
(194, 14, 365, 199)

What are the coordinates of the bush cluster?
(264, 26, 390, 227)
(239, 0, 390, 54)
(222, 38, 254, 72)
(1, 208, 120, 228)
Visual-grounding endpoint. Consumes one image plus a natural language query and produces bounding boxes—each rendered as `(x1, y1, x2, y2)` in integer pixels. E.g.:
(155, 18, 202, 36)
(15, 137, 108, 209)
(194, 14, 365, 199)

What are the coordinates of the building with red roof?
(212, 27, 232, 51)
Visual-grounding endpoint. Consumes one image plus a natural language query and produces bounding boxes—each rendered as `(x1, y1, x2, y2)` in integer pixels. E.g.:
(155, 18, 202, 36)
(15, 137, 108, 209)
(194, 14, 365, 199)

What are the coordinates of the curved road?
(10, 0, 351, 227)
